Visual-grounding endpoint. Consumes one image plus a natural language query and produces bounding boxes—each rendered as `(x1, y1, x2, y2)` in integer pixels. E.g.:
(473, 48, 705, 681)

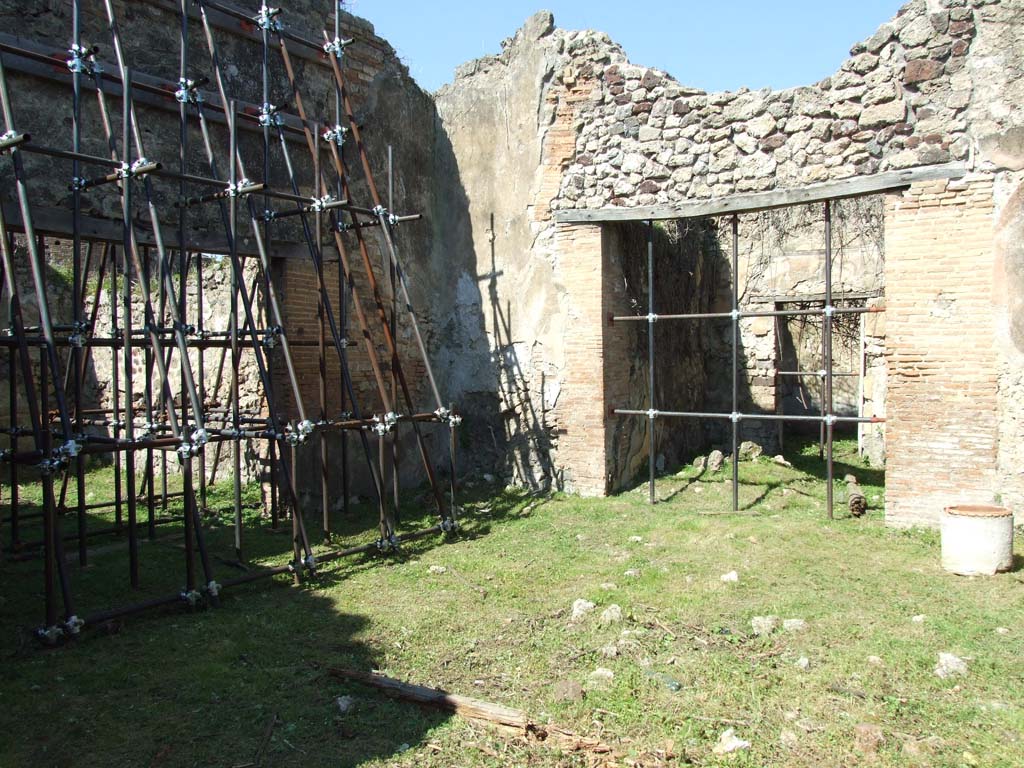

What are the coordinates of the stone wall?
(433, 13, 573, 491)
(551, 1, 1009, 211)
(995, 179, 1024, 517)
(437, 0, 1024, 524)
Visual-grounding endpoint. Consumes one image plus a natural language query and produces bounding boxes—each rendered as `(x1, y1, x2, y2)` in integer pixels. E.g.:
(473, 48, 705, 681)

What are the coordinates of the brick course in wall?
(884, 176, 1000, 526)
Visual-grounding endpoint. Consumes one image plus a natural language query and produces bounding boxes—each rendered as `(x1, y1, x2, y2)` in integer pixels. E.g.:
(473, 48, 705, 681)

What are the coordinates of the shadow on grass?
(0, 571, 454, 767)
(620, 436, 883, 519)
(787, 447, 885, 489)
(0, 479, 548, 766)
(0, 476, 543, 766)
(0, 475, 532, 622)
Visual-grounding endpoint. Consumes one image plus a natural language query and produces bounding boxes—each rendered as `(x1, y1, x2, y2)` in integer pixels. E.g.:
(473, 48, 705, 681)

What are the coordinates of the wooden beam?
(0, 33, 311, 142)
(751, 289, 883, 304)
(327, 668, 615, 754)
(1, 202, 339, 261)
(552, 163, 968, 223)
(329, 668, 530, 732)
(139, 0, 329, 69)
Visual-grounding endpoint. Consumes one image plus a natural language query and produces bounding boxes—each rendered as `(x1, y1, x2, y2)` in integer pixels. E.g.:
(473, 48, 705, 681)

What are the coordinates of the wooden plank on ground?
(328, 668, 615, 754)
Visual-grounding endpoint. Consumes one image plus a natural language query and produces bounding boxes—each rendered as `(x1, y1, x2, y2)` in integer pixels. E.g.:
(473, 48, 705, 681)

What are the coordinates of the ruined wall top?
(439, 0, 1024, 213)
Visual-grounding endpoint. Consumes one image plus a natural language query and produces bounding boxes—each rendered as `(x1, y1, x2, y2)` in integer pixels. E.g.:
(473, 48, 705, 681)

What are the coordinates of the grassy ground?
(1, 439, 1022, 767)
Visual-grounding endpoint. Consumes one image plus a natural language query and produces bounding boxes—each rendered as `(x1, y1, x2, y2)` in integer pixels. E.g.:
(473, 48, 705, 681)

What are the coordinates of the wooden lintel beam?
(552, 162, 969, 223)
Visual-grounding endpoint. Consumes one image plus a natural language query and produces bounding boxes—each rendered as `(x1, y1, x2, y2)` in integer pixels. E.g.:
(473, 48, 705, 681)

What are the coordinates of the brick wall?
(551, 223, 605, 494)
(884, 176, 999, 526)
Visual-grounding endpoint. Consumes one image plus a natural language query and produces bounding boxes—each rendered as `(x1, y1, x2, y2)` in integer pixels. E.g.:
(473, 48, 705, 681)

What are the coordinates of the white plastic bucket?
(941, 505, 1014, 576)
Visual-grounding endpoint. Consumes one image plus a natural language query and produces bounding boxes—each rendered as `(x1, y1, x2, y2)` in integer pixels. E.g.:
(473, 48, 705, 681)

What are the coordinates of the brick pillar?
(556, 222, 608, 495)
(884, 177, 998, 527)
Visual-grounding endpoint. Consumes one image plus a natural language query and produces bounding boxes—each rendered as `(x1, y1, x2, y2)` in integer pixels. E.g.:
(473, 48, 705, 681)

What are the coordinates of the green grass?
(1, 439, 1022, 767)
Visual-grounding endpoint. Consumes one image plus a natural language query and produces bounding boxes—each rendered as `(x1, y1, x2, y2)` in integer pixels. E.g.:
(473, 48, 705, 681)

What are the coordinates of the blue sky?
(354, 1, 906, 94)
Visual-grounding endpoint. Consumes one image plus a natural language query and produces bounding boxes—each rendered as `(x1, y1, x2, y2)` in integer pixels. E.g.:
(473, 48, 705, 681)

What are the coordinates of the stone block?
(904, 59, 944, 85)
(860, 99, 906, 128)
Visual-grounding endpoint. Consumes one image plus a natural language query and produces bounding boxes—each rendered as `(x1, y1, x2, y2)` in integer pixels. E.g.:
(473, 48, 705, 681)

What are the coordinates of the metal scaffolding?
(610, 204, 886, 515)
(552, 162, 968, 515)
(0, 0, 459, 642)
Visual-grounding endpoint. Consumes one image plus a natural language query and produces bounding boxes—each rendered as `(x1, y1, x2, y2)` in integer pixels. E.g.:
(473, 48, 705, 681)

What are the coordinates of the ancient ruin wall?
(437, 0, 1024, 517)
(551, 1, 1018, 210)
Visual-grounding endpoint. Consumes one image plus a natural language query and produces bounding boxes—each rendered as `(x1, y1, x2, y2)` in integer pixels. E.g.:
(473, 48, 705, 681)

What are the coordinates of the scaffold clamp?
(0, 129, 27, 154)
(323, 124, 348, 147)
(258, 103, 283, 128)
(191, 428, 210, 452)
(226, 178, 255, 198)
(66, 43, 94, 75)
(434, 406, 462, 427)
(310, 194, 335, 212)
(371, 411, 399, 435)
(323, 36, 353, 58)
(175, 78, 205, 104)
(255, 5, 283, 32)
(372, 204, 400, 227)
(117, 157, 155, 180)
(58, 439, 82, 460)
(286, 419, 315, 445)
(262, 325, 282, 348)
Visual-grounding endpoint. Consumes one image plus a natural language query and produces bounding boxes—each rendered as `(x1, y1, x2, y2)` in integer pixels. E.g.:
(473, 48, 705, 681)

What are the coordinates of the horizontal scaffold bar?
(611, 305, 883, 322)
(614, 409, 885, 424)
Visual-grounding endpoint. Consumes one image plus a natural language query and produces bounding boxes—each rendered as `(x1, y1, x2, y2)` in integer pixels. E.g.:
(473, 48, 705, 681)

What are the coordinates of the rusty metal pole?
(731, 214, 740, 513)
(824, 200, 835, 520)
(647, 220, 656, 505)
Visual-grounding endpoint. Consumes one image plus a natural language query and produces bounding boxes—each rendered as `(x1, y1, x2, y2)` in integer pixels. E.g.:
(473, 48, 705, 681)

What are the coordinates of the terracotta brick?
(884, 178, 999, 527)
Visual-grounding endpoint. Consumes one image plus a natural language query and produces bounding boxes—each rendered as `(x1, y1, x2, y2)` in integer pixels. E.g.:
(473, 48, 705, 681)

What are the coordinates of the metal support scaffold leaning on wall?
(0, 0, 460, 643)
(612, 205, 886, 515)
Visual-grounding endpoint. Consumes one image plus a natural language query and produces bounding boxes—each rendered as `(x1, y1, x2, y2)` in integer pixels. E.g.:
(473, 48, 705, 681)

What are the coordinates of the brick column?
(884, 177, 998, 527)
(555, 222, 608, 495)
